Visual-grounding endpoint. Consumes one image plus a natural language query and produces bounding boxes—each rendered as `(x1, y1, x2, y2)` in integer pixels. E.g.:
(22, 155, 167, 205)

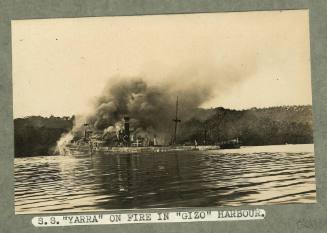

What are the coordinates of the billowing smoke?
(55, 57, 257, 152)
(55, 132, 74, 155)
(72, 77, 211, 144)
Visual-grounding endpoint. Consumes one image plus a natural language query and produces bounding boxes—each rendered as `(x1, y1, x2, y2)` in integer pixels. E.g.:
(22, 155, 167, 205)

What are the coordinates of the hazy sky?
(12, 10, 312, 118)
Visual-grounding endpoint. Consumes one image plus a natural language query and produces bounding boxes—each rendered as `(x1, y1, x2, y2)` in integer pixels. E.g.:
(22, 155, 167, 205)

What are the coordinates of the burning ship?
(60, 94, 241, 156)
(61, 97, 224, 156)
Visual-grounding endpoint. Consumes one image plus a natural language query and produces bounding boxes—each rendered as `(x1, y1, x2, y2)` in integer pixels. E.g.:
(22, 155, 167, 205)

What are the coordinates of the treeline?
(179, 105, 314, 146)
(14, 106, 314, 157)
(14, 116, 73, 157)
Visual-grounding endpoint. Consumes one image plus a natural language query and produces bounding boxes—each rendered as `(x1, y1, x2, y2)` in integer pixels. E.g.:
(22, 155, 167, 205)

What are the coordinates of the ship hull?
(62, 145, 220, 155)
(219, 143, 241, 149)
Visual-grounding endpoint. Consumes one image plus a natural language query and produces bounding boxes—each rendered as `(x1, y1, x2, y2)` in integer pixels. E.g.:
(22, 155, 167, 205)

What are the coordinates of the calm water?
(15, 144, 316, 214)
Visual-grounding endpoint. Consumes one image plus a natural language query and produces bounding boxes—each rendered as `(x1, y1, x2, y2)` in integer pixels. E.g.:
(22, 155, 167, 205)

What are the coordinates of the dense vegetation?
(14, 105, 313, 157)
(179, 105, 313, 146)
(14, 116, 73, 157)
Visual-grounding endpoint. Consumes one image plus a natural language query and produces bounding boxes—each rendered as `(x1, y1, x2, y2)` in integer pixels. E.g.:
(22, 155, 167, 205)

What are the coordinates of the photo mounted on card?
(12, 10, 315, 215)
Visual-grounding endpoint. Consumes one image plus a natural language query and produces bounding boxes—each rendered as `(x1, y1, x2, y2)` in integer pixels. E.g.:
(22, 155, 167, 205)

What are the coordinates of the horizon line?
(13, 104, 313, 119)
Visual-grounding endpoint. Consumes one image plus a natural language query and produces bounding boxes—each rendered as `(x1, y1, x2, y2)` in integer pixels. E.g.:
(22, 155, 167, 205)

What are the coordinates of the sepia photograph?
(12, 10, 316, 214)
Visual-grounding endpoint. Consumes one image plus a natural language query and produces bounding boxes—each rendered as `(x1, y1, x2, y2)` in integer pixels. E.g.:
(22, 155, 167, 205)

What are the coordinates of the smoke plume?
(74, 77, 210, 144)
(56, 58, 257, 151)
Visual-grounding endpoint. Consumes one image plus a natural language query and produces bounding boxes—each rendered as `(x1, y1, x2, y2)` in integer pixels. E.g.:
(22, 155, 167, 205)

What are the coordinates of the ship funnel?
(123, 116, 130, 145)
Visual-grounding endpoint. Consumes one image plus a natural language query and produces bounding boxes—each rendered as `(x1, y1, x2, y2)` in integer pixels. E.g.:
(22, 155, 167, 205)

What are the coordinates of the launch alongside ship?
(61, 97, 241, 156)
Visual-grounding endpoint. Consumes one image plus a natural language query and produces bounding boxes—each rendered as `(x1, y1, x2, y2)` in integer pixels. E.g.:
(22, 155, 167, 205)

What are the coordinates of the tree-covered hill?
(14, 106, 314, 157)
(14, 116, 73, 157)
(179, 105, 313, 146)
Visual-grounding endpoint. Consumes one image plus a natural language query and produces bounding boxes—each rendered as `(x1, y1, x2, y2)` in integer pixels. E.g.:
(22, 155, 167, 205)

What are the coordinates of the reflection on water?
(15, 144, 316, 214)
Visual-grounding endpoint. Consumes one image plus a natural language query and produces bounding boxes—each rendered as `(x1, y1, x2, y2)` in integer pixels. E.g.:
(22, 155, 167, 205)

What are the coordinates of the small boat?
(219, 138, 241, 149)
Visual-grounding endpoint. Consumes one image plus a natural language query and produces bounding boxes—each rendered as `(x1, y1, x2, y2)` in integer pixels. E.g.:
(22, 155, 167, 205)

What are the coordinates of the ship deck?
(64, 145, 220, 155)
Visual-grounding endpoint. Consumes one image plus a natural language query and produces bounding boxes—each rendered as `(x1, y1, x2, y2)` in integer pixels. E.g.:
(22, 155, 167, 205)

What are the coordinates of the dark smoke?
(90, 79, 175, 142)
(74, 77, 213, 144)
(63, 57, 257, 145)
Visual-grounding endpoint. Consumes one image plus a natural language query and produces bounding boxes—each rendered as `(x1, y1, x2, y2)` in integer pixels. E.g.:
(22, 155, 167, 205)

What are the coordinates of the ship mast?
(83, 123, 89, 141)
(172, 96, 181, 145)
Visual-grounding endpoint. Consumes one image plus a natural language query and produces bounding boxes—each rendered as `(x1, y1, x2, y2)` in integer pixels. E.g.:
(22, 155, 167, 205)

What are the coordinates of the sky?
(11, 10, 312, 118)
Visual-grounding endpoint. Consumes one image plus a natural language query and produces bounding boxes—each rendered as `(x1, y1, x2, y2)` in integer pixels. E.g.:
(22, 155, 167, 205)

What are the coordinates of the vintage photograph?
(12, 10, 316, 214)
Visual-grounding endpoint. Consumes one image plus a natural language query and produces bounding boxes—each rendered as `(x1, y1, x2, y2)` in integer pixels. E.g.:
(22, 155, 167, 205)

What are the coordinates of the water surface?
(15, 144, 316, 214)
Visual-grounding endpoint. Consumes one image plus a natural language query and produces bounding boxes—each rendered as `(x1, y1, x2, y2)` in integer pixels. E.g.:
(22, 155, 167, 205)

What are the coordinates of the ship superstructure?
(62, 97, 240, 155)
